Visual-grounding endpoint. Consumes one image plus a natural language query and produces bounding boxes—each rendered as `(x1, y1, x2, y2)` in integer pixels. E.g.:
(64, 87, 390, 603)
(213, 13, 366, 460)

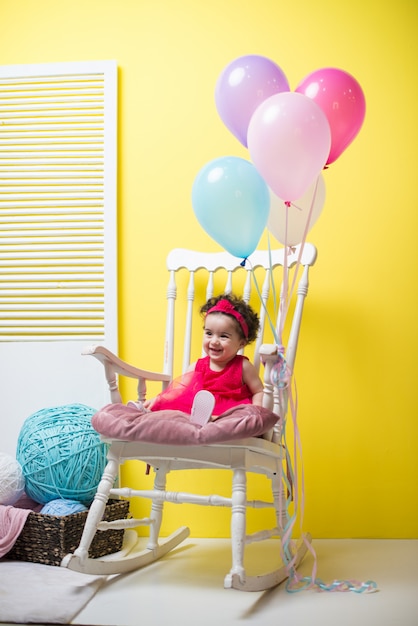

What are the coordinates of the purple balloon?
(215, 55, 290, 147)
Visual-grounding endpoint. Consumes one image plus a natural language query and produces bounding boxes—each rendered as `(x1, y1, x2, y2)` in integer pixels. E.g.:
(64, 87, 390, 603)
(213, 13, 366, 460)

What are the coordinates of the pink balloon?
(268, 174, 326, 246)
(247, 91, 331, 202)
(295, 67, 366, 165)
(215, 55, 290, 147)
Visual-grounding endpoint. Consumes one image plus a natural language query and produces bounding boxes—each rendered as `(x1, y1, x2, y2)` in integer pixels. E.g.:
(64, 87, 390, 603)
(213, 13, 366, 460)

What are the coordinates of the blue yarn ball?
(40, 498, 88, 516)
(16, 403, 107, 506)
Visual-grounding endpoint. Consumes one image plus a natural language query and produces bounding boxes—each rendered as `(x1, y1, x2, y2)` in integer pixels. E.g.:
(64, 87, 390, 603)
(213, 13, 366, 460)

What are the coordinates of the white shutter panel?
(0, 60, 117, 342)
(0, 61, 117, 455)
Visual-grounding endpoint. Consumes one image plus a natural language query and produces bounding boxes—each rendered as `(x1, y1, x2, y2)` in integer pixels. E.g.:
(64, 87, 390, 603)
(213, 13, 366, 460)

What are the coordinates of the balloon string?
(247, 257, 279, 345)
(292, 175, 320, 244)
(266, 232, 279, 318)
(276, 212, 289, 345)
(275, 372, 378, 594)
(249, 255, 378, 593)
(281, 174, 320, 323)
(263, 205, 378, 594)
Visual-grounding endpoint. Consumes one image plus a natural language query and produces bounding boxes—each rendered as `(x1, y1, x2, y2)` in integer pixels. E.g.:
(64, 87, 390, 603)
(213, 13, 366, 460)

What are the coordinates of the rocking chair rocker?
(62, 243, 317, 591)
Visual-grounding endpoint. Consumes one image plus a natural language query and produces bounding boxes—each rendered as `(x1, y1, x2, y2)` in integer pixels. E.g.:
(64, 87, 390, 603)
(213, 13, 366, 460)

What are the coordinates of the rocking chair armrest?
(259, 344, 280, 421)
(259, 343, 279, 358)
(82, 345, 171, 383)
(259, 343, 279, 368)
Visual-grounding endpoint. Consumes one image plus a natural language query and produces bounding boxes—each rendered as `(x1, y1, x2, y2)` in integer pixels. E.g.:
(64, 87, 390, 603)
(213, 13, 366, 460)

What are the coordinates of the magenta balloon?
(295, 67, 366, 165)
(247, 91, 331, 202)
(215, 55, 290, 147)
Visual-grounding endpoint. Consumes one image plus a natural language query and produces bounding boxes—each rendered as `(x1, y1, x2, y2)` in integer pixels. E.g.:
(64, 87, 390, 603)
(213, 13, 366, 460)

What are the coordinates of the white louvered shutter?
(0, 61, 117, 455)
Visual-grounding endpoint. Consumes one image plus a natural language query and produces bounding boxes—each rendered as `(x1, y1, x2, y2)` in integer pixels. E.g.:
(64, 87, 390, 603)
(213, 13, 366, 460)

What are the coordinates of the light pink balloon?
(215, 55, 290, 147)
(247, 91, 331, 202)
(295, 67, 366, 165)
(268, 174, 326, 246)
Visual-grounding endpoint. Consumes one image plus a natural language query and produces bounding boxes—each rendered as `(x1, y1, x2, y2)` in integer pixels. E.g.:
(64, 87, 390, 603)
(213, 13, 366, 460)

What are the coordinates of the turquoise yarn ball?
(16, 403, 107, 506)
(40, 498, 88, 516)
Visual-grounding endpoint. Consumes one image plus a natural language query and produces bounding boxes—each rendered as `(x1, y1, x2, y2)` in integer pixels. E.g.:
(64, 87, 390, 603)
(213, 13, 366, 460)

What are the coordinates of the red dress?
(150, 355, 253, 415)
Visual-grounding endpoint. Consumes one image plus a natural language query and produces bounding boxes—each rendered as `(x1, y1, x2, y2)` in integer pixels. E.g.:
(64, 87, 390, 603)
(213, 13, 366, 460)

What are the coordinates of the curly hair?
(200, 293, 260, 344)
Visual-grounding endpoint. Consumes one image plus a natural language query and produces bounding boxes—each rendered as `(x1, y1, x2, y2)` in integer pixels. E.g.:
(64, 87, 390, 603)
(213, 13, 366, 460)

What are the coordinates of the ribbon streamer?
(249, 200, 378, 593)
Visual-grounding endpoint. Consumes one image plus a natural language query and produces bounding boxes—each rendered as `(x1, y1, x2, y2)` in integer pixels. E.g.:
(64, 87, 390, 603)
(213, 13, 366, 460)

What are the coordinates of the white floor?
(68, 538, 418, 626)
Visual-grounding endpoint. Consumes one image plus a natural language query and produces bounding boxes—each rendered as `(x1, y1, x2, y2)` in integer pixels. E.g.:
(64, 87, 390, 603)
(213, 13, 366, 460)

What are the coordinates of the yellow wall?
(1, 0, 417, 538)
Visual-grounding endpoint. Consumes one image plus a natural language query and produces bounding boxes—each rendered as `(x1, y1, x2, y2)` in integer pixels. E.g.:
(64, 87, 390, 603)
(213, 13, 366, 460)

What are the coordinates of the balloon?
(295, 67, 366, 165)
(268, 174, 326, 246)
(192, 156, 270, 259)
(215, 55, 290, 147)
(247, 91, 331, 202)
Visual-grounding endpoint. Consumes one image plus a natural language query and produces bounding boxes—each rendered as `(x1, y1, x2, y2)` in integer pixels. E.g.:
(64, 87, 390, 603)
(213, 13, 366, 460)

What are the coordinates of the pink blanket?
(92, 403, 279, 445)
(0, 505, 31, 558)
(0, 495, 43, 558)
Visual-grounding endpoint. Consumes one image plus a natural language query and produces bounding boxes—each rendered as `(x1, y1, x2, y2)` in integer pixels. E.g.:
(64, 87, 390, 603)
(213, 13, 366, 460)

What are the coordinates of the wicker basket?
(6, 499, 129, 566)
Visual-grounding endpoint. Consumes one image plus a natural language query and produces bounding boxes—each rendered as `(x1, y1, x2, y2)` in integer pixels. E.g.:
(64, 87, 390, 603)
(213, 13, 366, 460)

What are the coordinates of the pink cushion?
(91, 403, 279, 445)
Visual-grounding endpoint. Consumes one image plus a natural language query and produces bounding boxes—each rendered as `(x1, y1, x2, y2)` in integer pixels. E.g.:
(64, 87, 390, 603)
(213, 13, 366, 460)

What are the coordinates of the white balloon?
(267, 174, 326, 246)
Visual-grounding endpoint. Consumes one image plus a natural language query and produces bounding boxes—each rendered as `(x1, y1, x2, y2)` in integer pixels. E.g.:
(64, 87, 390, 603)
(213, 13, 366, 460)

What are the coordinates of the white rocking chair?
(62, 243, 317, 591)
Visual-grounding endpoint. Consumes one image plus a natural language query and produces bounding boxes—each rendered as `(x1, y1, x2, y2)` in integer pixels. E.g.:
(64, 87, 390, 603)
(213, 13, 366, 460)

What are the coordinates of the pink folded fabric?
(0, 504, 32, 558)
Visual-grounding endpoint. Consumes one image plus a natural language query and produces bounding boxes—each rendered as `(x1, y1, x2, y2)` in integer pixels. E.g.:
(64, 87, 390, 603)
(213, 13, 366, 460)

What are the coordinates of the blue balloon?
(192, 156, 270, 259)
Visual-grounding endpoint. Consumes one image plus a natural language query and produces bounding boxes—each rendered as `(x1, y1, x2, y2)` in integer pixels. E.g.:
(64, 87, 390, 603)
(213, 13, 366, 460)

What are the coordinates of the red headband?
(206, 299, 249, 339)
